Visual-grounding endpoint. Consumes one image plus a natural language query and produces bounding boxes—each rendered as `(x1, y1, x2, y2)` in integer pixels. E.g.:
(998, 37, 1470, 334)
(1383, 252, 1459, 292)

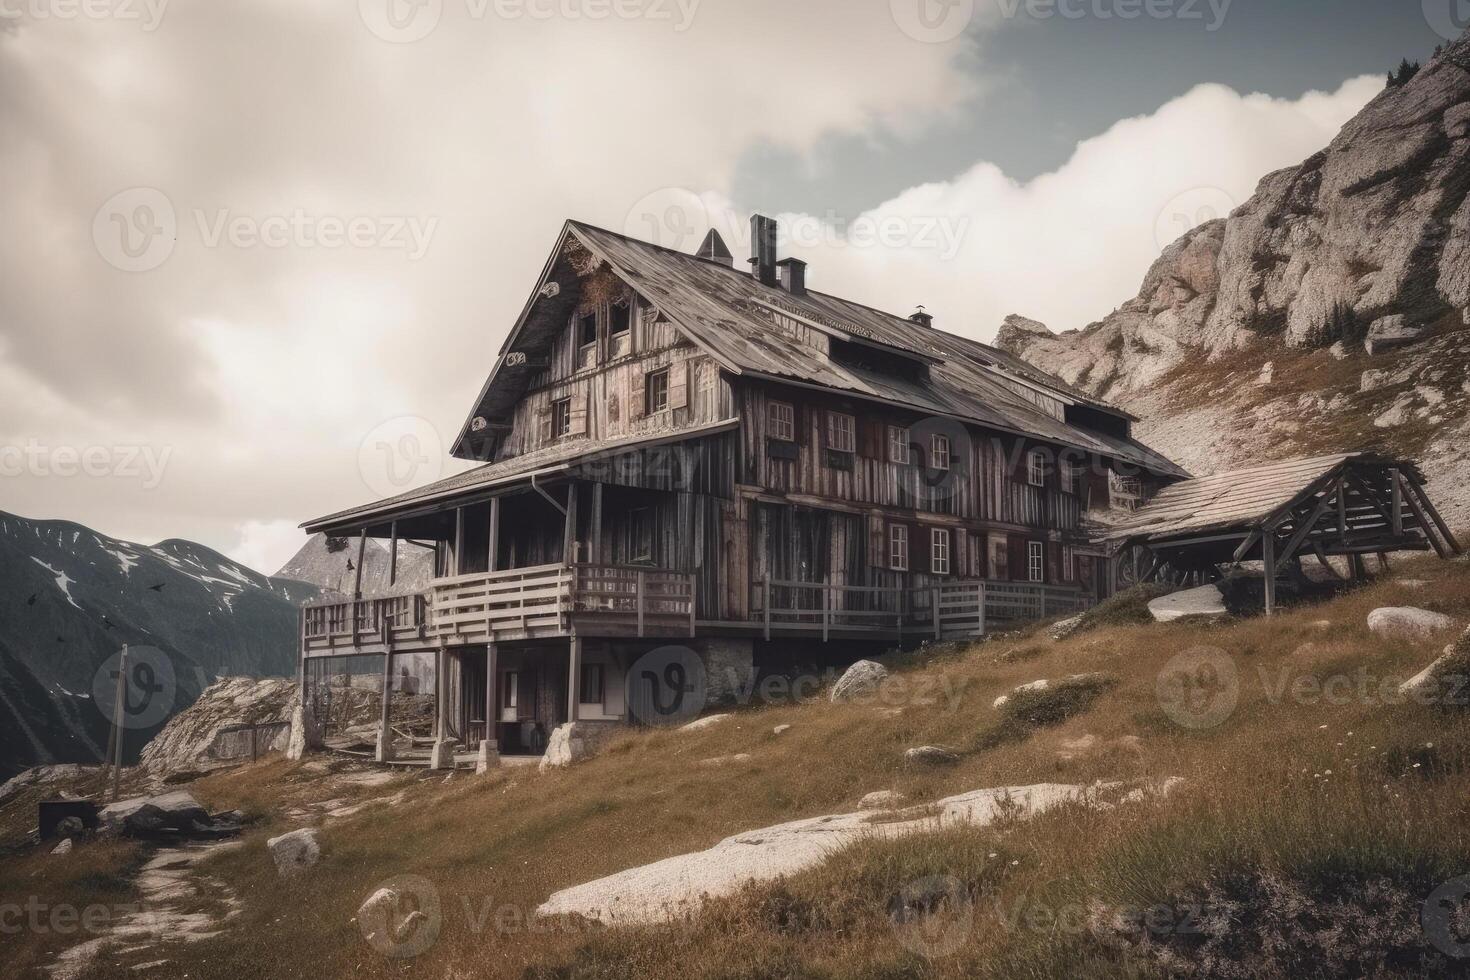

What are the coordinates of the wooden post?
(590, 483, 603, 563)
(977, 582, 987, 637)
(636, 571, 646, 635)
(1390, 469, 1403, 536)
(1262, 532, 1277, 617)
(487, 497, 500, 573)
(931, 586, 940, 637)
(454, 507, 466, 575)
(485, 643, 498, 746)
(376, 647, 394, 761)
(564, 484, 579, 565)
(688, 579, 696, 637)
(1397, 472, 1453, 558)
(353, 529, 367, 647)
(763, 573, 771, 641)
(110, 646, 129, 802)
(822, 577, 831, 643)
(434, 644, 446, 740)
(567, 635, 582, 723)
(388, 521, 399, 587)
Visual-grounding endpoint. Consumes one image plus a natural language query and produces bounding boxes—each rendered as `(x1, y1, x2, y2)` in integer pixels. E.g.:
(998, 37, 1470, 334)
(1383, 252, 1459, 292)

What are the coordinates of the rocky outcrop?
(139, 677, 297, 778)
(997, 34, 1470, 401)
(1148, 584, 1228, 623)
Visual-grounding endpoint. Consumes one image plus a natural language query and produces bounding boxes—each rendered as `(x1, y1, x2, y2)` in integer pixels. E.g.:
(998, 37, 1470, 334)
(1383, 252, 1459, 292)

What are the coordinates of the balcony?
(301, 562, 697, 657)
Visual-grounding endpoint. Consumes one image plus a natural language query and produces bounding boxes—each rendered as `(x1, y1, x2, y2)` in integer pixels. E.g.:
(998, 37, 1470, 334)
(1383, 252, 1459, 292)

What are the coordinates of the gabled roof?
(1104, 452, 1426, 543)
(454, 219, 1186, 479)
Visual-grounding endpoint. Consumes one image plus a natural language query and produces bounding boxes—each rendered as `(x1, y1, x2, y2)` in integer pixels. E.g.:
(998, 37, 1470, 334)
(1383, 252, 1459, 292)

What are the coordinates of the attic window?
(609, 303, 631, 357)
(645, 369, 670, 414)
(552, 398, 572, 440)
(1027, 450, 1047, 488)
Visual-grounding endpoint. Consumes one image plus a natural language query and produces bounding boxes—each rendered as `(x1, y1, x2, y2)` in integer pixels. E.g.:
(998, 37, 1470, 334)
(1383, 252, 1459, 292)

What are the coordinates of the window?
(930, 433, 951, 471)
(931, 528, 950, 575)
(1027, 449, 1047, 488)
(629, 507, 653, 563)
(887, 425, 910, 464)
(1063, 459, 1085, 495)
(645, 368, 669, 414)
(579, 663, 605, 705)
(608, 303, 631, 357)
(769, 401, 795, 442)
(889, 524, 909, 571)
(579, 312, 598, 347)
(551, 398, 572, 439)
(1028, 541, 1045, 583)
(502, 671, 520, 710)
(827, 412, 855, 453)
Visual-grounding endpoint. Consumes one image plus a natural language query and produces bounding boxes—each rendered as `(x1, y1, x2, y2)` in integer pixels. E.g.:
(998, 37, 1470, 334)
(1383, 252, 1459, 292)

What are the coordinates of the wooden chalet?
(298, 214, 1187, 765)
(1106, 452, 1462, 613)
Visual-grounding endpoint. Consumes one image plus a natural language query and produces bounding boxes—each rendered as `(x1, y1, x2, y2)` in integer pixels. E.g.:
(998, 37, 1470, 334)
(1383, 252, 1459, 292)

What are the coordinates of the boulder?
(539, 722, 594, 771)
(1047, 614, 1085, 641)
(1147, 583, 1227, 623)
(51, 838, 73, 856)
(679, 713, 732, 732)
(266, 828, 320, 876)
(1399, 626, 1470, 700)
(1364, 314, 1432, 355)
(286, 701, 322, 762)
(96, 790, 238, 840)
(829, 660, 889, 702)
(1367, 606, 1456, 641)
(772, 724, 792, 735)
(903, 745, 960, 766)
(857, 790, 906, 811)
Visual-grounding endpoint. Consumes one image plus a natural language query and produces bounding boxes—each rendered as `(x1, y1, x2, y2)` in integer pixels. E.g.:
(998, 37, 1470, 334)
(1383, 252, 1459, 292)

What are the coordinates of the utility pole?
(110, 645, 130, 802)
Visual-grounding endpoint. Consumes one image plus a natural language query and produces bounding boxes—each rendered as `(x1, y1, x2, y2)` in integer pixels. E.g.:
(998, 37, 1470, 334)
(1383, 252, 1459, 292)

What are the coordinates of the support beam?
(1277, 485, 1339, 567)
(590, 482, 603, 562)
(1405, 474, 1462, 555)
(1397, 473, 1452, 559)
(485, 643, 498, 746)
(487, 497, 500, 573)
(388, 521, 399, 587)
(1390, 468, 1403, 536)
(567, 635, 582, 724)
(453, 506, 466, 575)
(353, 529, 367, 598)
(375, 649, 395, 762)
(1262, 533, 1277, 616)
(564, 483, 579, 564)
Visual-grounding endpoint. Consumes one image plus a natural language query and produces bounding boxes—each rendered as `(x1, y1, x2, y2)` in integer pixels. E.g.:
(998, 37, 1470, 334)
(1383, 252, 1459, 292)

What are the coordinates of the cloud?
(229, 519, 307, 577)
(754, 75, 1384, 337)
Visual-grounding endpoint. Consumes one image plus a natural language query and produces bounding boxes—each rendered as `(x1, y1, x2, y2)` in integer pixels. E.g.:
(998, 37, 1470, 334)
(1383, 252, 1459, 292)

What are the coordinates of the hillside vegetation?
(4, 554, 1470, 978)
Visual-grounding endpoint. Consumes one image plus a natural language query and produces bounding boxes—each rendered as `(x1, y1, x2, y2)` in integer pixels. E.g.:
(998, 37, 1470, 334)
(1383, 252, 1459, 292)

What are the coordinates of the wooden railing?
(572, 564, 696, 635)
(754, 576, 1091, 640)
(302, 592, 429, 643)
(429, 563, 573, 639)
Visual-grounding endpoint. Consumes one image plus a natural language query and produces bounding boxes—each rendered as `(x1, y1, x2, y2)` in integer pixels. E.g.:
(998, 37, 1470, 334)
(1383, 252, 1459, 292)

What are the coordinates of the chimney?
(776, 257, 806, 296)
(909, 306, 933, 329)
(749, 214, 778, 287)
(696, 228, 734, 267)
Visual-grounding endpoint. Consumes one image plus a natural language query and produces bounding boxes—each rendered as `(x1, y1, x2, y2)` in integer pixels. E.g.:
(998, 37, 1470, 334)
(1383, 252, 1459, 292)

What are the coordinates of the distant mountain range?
(0, 511, 318, 781)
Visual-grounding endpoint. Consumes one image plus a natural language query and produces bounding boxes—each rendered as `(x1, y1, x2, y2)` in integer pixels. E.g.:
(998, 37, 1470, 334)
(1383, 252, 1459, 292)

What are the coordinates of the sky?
(0, 0, 1459, 574)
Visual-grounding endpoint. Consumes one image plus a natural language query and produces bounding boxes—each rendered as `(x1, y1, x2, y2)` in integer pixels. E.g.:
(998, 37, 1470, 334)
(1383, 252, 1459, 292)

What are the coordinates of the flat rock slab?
(1148, 584, 1227, 623)
(1368, 606, 1456, 641)
(536, 783, 1085, 925)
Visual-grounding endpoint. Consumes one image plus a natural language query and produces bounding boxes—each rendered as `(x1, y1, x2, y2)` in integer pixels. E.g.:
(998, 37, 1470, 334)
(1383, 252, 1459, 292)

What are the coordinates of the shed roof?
(1104, 452, 1424, 544)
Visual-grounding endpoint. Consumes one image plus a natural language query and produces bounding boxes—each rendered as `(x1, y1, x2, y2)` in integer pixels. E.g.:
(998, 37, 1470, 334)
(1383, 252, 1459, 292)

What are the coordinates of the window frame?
(645, 368, 670, 415)
(503, 671, 520, 710)
(931, 528, 950, 576)
(768, 401, 795, 442)
(930, 433, 951, 471)
(889, 524, 909, 571)
(887, 425, 910, 464)
(1027, 449, 1047, 488)
(1027, 541, 1045, 583)
(551, 397, 572, 440)
(826, 411, 856, 453)
(579, 663, 605, 706)
(608, 302, 631, 357)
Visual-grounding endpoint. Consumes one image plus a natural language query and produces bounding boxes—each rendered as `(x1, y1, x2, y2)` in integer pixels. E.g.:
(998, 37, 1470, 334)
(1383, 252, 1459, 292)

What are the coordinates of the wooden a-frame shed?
(1106, 453, 1462, 614)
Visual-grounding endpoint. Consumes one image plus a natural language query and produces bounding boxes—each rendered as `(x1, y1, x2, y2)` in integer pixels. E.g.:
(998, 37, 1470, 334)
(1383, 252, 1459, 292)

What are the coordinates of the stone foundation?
(699, 638, 754, 707)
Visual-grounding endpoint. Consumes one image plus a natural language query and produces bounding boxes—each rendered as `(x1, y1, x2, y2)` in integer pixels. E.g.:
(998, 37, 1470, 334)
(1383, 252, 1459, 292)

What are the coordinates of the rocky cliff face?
(998, 35, 1470, 402)
(996, 35, 1470, 531)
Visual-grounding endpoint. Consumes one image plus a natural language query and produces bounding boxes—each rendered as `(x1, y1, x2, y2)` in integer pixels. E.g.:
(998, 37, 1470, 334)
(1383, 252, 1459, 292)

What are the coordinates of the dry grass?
(4, 553, 1470, 978)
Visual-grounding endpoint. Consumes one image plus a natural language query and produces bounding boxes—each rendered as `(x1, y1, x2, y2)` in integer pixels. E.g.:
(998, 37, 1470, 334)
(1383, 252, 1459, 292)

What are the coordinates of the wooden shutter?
(668, 361, 689, 410)
(858, 417, 880, 458)
(569, 390, 588, 436)
(630, 369, 646, 420)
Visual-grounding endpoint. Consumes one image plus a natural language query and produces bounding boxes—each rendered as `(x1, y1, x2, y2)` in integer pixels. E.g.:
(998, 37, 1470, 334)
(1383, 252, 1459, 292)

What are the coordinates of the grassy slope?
(4, 554, 1470, 978)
